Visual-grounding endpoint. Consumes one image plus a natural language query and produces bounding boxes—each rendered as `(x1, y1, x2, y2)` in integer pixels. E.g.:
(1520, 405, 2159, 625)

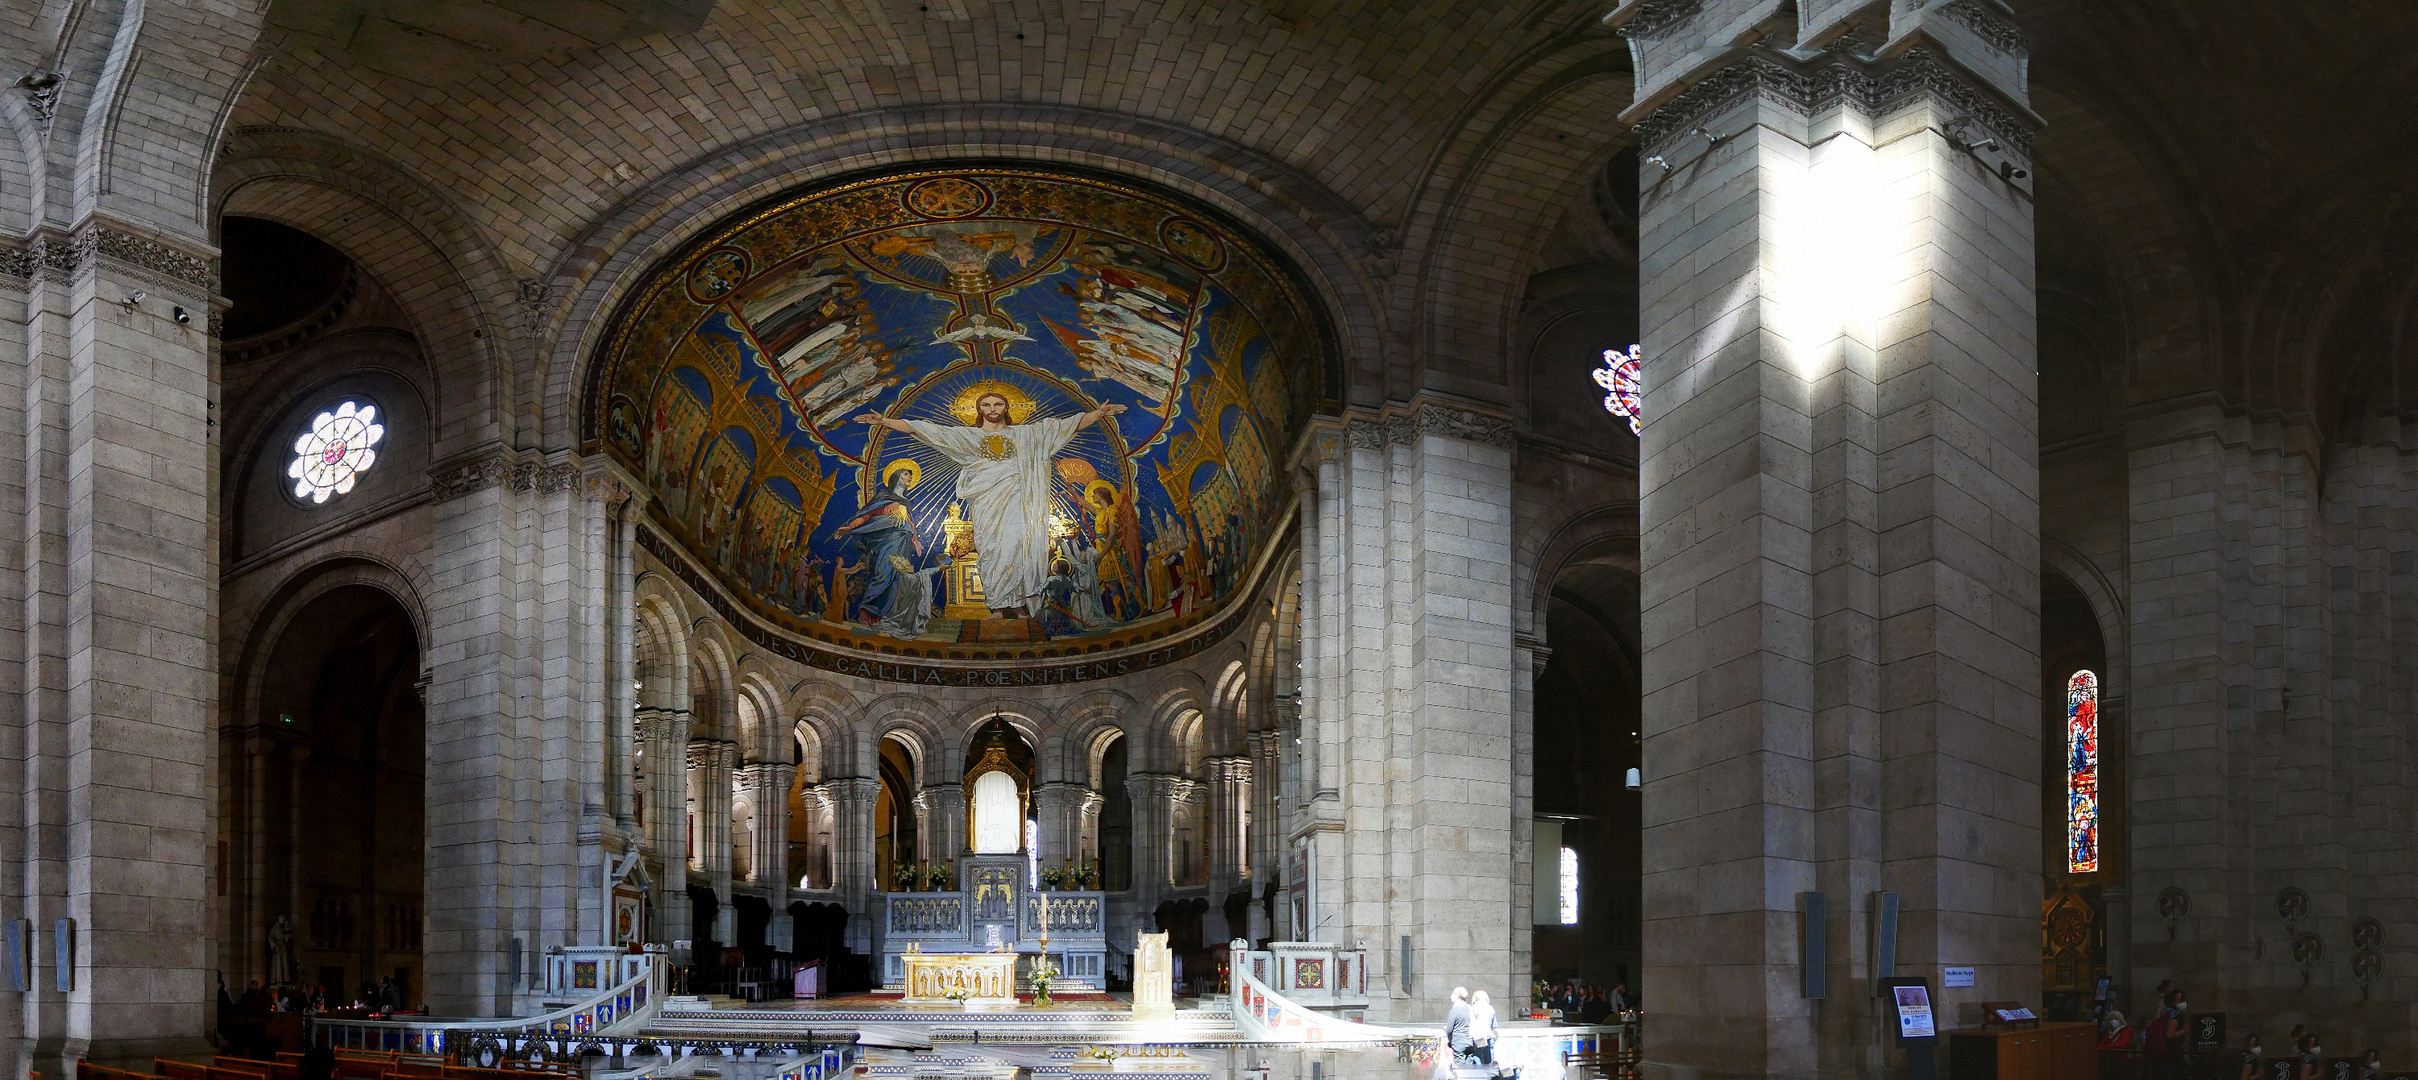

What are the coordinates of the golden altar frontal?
(900, 950, 1020, 1007)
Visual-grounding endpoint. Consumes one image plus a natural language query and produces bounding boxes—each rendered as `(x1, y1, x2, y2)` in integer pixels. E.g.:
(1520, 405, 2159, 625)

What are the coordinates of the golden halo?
(1083, 479, 1119, 508)
(881, 458, 923, 490)
(950, 379, 1036, 425)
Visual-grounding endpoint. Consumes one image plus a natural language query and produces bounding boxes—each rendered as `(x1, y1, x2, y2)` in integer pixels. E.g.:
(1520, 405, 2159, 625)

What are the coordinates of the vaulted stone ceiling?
(225, 1, 2418, 434)
(2020, 0, 2418, 436)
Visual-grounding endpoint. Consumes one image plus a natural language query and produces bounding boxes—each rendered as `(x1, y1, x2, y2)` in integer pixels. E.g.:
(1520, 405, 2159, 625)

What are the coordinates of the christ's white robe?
(900, 414, 1083, 613)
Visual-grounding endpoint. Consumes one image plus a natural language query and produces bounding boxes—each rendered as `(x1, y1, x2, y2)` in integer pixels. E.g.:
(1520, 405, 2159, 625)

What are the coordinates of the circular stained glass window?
(288, 400, 384, 504)
(1595, 344, 1643, 435)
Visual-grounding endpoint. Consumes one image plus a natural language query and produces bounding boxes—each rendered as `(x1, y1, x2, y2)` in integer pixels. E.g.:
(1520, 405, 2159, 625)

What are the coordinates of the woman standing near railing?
(1470, 990, 1499, 1068)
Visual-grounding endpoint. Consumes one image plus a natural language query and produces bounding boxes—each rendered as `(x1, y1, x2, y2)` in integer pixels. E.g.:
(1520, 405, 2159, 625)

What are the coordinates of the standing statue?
(266, 915, 295, 985)
(1133, 930, 1174, 1022)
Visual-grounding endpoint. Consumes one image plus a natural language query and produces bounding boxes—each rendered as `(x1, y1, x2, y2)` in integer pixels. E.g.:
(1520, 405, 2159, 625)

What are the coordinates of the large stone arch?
(2042, 538, 2128, 702)
(1402, 34, 1635, 400)
(227, 555, 432, 732)
(69, 3, 268, 239)
(1052, 689, 1142, 787)
(212, 127, 522, 456)
(1516, 499, 1640, 648)
(857, 693, 951, 787)
(938, 699, 1052, 775)
(545, 102, 1396, 448)
(1135, 672, 1210, 775)
(783, 679, 862, 781)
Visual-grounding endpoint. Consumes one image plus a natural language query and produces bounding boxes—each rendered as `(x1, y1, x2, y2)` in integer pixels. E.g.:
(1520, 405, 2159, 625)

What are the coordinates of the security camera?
(1999, 161, 2029, 182)
(120, 290, 146, 309)
(173, 305, 192, 324)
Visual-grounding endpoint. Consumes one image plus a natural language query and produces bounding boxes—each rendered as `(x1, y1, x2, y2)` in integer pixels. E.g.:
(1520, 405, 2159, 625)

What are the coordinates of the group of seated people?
(2096, 981, 2387, 1079)
(219, 976, 416, 1017)
(1537, 979, 1633, 1023)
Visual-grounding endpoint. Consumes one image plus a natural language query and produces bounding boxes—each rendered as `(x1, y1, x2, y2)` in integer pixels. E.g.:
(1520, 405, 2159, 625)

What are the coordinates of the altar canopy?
(971, 771, 1020, 854)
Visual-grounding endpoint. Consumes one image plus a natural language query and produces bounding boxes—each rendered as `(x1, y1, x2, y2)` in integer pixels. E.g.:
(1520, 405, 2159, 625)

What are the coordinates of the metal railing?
(311, 955, 660, 1054)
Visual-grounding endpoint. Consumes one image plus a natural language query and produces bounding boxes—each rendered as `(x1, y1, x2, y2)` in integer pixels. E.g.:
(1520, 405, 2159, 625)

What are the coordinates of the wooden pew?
(214, 1057, 295, 1080)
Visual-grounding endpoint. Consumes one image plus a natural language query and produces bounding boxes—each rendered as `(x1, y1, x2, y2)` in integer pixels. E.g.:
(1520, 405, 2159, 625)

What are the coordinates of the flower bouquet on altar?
(1078, 860, 1099, 890)
(1029, 953, 1061, 1007)
(1040, 864, 1068, 890)
(927, 859, 955, 891)
(892, 862, 918, 892)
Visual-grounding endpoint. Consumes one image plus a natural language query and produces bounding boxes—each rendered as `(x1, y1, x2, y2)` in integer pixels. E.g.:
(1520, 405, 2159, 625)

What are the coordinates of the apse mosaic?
(591, 170, 1314, 664)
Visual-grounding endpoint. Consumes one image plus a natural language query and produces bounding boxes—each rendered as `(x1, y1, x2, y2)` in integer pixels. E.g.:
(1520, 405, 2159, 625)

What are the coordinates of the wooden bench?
(1563, 1045, 1640, 1080)
(79, 1063, 166, 1080)
(214, 1057, 296, 1080)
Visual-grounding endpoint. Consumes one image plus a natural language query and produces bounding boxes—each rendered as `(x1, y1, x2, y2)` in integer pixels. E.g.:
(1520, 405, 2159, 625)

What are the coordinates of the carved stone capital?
(738, 762, 795, 791)
(430, 454, 511, 501)
(432, 451, 585, 501)
(1632, 48, 2035, 160)
(1413, 403, 1515, 448)
(1127, 772, 1200, 803)
(80, 222, 215, 293)
(0, 241, 34, 285)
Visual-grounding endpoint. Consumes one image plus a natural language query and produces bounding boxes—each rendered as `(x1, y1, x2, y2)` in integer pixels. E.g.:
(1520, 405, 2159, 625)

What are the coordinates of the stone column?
(709, 742, 737, 943)
(642, 707, 691, 943)
(798, 784, 834, 890)
(1269, 698, 1304, 943)
(1126, 774, 1195, 916)
(1613, 2, 2039, 1075)
(824, 777, 883, 954)
(605, 482, 639, 828)
(1032, 783, 1086, 870)
(1200, 757, 1249, 942)
(917, 784, 967, 867)
(1079, 789, 1104, 868)
(1291, 407, 1519, 1012)
(1246, 728, 1283, 942)
(11, 221, 222, 1063)
(742, 763, 796, 948)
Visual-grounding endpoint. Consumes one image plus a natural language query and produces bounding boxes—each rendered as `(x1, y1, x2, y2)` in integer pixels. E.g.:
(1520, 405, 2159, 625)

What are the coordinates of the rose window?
(288, 401, 384, 503)
(1595, 344, 1643, 434)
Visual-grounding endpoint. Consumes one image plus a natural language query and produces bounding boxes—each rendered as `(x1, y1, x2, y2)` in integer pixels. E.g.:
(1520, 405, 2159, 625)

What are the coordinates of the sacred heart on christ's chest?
(980, 434, 1015, 461)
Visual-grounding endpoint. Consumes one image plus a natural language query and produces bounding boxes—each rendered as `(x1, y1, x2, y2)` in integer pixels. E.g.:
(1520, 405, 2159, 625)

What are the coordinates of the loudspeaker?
(1873, 892, 1900, 989)
(1800, 892, 1827, 999)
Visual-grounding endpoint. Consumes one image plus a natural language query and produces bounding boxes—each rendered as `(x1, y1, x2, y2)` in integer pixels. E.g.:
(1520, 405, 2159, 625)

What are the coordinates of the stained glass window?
(288, 400, 384, 503)
(1594, 345, 1643, 434)
(2066, 669, 2100, 873)
(1558, 846, 1579, 925)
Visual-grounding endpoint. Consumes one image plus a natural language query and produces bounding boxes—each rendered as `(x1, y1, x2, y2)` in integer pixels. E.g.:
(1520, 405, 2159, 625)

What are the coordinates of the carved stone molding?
(0, 242, 34, 282)
(1415, 403, 1516, 447)
(1634, 48, 2034, 158)
(430, 456, 511, 501)
(431, 454, 584, 501)
(82, 224, 215, 291)
(1345, 418, 1389, 451)
(6, 221, 221, 295)
(1335, 403, 1517, 451)
(1616, 0, 1705, 39)
(1936, 1, 2025, 56)
(13, 70, 67, 123)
